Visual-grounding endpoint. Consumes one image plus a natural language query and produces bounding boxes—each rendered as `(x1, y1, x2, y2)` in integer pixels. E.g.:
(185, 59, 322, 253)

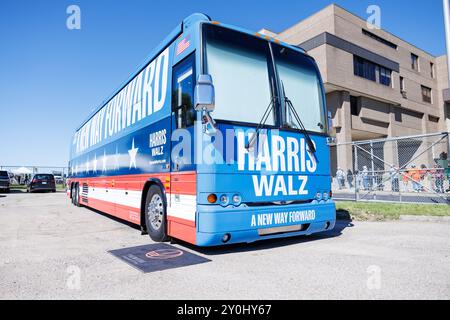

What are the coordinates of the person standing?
(401, 167, 410, 192)
(389, 166, 399, 192)
(410, 164, 422, 192)
(434, 164, 444, 193)
(362, 166, 369, 191)
(346, 169, 354, 189)
(336, 167, 345, 190)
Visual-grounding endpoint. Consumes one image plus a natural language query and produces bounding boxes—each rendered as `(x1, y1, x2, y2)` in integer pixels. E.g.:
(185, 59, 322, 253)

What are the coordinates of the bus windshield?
(272, 44, 326, 133)
(203, 24, 275, 126)
(203, 24, 326, 133)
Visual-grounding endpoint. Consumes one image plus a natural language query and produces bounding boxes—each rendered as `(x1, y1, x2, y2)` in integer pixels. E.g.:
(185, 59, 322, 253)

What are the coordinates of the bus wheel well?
(69, 182, 77, 198)
(140, 180, 166, 231)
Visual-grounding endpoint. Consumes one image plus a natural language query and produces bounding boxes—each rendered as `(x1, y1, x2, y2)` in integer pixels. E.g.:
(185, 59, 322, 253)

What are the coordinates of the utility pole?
(444, 0, 450, 157)
(444, 0, 450, 87)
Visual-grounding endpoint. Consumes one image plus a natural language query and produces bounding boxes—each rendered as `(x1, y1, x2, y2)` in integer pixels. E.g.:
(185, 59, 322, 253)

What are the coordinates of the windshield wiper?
(245, 97, 276, 150)
(282, 82, 316, 154)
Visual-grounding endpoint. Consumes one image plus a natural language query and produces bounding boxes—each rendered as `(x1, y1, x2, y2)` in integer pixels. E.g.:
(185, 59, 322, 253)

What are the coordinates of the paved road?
(0, 192, 449, 299)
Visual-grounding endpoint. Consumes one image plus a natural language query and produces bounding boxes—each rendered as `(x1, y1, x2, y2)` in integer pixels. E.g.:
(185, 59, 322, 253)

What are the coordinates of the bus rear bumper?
(195, 201, 336, 247)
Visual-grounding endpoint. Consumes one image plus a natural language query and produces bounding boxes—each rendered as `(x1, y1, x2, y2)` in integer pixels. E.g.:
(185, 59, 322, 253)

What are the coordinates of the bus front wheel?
(144, 185, 168, 242)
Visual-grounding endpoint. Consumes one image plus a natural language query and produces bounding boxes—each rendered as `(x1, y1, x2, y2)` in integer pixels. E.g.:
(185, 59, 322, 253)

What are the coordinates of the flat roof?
(274, 3, 442, 58)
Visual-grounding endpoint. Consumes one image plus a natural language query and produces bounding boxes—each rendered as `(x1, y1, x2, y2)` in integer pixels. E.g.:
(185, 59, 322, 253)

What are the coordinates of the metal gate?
(330, 132, 450, 204)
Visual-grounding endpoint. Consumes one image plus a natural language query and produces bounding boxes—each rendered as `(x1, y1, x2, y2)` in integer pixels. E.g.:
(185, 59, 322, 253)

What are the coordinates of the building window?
(428, 115, 439, 123)
(411, 53, 419, 71)
(400, 76, 405, 92)
(354, 56, 376, 81)
(362, 29, 397, 49)
(394, 108, 402, 122)
(430, 62, 435, 78)
(421, 85, 432, 103)
(353, 55, 391, 86)
(379, 66, 391, 86)
(350, 96, 359, 115)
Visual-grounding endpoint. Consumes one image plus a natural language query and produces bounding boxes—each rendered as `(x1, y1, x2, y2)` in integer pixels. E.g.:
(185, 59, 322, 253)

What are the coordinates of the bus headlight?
(219, 194, 229, 206)
(323, 192, 329, 200)
(315, 192, 322, 201)
(232, 194, 242, 206)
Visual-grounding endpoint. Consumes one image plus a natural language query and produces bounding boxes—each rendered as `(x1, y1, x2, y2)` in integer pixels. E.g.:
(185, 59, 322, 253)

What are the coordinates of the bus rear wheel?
(71, 185, 76, 205)
(144, 185, 168, 242)
(72, 184, 80, 207)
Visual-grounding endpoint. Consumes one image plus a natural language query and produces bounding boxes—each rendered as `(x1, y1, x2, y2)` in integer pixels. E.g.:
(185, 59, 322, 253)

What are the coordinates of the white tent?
(12, 167, 33, 175)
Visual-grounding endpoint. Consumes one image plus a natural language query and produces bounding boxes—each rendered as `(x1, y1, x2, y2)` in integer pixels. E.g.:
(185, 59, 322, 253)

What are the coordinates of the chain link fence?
(330, 132, 450, 204)
(0, 165, 68, 187)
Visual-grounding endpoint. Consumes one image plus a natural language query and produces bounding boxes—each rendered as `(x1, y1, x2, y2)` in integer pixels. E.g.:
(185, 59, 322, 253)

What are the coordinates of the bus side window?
(172, 54, 196, 129)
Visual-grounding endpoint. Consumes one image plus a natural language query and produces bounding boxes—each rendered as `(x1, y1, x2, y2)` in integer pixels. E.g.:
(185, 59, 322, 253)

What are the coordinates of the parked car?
(54, 175, 64, 184)
(27, 174, 56, 193)
(0, 171, 11, 193)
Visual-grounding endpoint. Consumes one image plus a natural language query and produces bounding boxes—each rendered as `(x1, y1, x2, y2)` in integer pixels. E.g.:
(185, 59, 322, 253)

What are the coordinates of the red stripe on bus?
(85, 197, 196, 230)
(86, 198, 197, 244)
(71, 172, 197, 243)
(87, 198, 142, 225)
(167, 216, 196, 245)
(167, 215, 196, 227)
(171, 171, 196, 195)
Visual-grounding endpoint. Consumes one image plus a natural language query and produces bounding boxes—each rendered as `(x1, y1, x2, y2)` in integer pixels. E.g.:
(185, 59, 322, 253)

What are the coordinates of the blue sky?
(0, 0, 447, 166)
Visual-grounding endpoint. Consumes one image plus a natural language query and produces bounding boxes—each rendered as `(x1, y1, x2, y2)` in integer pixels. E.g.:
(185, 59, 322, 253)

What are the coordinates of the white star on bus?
(93, 154, 98, 172)
(102, 150, 107, 172)
(114, 146, 120, 170)
(128, 139, 139, 169)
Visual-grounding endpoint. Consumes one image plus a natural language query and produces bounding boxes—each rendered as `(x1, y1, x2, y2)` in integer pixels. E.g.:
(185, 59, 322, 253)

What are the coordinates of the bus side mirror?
(194, 74, 215, 112)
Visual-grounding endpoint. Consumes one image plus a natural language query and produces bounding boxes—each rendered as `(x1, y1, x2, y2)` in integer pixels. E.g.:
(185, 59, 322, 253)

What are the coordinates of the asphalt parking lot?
(0, 191, 449, 300)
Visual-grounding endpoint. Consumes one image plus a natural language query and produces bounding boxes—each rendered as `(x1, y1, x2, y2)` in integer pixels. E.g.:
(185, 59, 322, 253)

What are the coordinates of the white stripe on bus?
(88, 187, 141, 209)
(80, 187, 196, 222)
(167, 194, 196, 222)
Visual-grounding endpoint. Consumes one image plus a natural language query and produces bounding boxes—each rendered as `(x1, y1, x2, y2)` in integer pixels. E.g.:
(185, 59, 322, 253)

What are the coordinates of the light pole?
(444, 0, 450, 87)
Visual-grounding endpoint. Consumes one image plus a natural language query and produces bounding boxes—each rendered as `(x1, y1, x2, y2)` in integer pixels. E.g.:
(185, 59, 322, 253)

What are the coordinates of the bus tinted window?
(172, 54, 196, 128)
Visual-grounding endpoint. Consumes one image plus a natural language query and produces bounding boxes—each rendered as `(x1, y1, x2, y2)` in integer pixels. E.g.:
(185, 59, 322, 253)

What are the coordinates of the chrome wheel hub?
(148, 194, 164, 230)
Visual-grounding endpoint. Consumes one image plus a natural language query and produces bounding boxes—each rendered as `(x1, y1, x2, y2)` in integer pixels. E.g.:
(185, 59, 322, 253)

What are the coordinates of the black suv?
(0, 171, 10, 193)
(27, 174, 56, 193)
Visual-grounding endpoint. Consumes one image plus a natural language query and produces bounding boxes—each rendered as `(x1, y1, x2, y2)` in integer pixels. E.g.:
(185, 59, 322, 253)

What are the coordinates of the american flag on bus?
(176, 36, 191, 56)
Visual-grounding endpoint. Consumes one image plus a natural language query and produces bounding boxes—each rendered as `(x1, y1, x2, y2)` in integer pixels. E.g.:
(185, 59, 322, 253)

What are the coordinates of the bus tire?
(144, 185, 168, 242)
(71, 185, 76, 205)
(74, 184, 81, 207)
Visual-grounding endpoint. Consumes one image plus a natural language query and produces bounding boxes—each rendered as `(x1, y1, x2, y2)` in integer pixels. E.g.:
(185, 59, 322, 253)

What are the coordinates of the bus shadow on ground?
(0, 190, 23, 196)
(180, 215, 354, 256)
(84, 205, 353, 255)
(2, 189, 25, 194)
(1, 189, 66, 194)
(86, 206, 143, 231)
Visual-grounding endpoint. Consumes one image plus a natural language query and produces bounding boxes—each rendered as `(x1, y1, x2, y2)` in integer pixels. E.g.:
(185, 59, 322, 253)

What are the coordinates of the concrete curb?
(399, 215, 450, 223)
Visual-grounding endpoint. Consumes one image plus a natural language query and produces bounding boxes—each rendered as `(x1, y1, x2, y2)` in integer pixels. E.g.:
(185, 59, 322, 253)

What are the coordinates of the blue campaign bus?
(67, 13, 336, 246)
